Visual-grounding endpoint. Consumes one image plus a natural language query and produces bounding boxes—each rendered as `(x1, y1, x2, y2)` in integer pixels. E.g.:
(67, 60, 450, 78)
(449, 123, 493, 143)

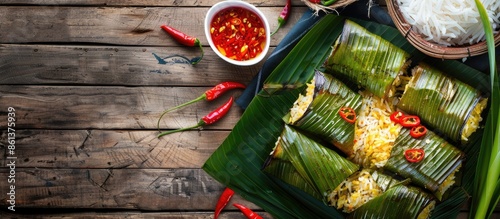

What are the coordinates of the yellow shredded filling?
(436, 164, 462, 200)
(288, 79, 315, 124)
(351, 91, 403, 168)
(417, 201, 436, 219)
(327, 170, 382, 213)
(461, 98, 488, 142)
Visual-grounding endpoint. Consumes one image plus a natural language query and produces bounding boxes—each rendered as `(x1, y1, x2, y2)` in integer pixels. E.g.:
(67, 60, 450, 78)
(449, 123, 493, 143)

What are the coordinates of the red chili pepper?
(233, 203, 264, 219)
(400, 115, 421, 127)
(271, 0, 291, 36)
(410, 125, 427, 138)
(157, 96, 234, 138)
(390, 111, 404, 124)
(214, 187, 235, 219)
(160, 25, 204, 64)
(404, 148, 425, 163)
(309, 0, 321, 3)
(157, 82, 245, 130)
(338, 107, 356, 124)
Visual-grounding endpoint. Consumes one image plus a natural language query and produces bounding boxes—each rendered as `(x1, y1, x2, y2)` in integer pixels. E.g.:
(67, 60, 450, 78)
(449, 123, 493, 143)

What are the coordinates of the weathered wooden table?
(0, 1, 498, 218)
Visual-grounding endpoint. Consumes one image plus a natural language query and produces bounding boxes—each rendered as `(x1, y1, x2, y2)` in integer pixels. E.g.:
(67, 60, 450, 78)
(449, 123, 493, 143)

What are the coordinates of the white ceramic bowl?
(204, 0, 270, 66)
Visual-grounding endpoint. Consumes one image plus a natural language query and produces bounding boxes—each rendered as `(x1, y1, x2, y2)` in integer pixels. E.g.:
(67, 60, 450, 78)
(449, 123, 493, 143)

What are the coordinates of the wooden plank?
(0, 130, 228, 169)
(1, 211, 499, 219)
(0, 6, 309, 46)
(0, 211, 273, 219)
(0, 0, 304, 7)
(0, 86, 244, 129)
(0, 168, 260, 210)
(0, 44, 262, 86)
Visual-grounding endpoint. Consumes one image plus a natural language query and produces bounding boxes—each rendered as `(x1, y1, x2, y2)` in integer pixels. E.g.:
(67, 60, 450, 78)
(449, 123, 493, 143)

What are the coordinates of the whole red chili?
(338, 107, 356, 124)
(404, 148, 425, 163)
(400, 115, 421, 127)
(309, 0, 321, 3)
(214, 187, 235, 219)
(157, 82, 245, 130)
(157, 96, 234, 138)
(160, 25, 204, 64)
(410, 125, 427, 138)
(271, 0, 291, 36)
(233, 203, 264, 219)
(390, 111, 404, 124)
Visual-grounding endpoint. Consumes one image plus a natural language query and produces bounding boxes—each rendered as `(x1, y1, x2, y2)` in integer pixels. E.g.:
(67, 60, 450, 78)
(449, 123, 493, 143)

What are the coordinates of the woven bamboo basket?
(302, 0, 358, 14)
(386, 0, 500, 60)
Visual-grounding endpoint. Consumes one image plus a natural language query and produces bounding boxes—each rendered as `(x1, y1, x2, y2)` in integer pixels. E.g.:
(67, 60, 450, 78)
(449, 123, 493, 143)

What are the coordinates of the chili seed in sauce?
(210, 7, 266, 61)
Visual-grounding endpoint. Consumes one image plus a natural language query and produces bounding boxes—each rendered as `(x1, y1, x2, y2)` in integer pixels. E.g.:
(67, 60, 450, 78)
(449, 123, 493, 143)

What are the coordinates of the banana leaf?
(397, 63, 487, 143)
(264, 125, 359, 202)
(349, 184, 436, 219)
(385, 128, 465, 200)
(262, 14, 345, 95)
(263, 159, 323, 200)
(266, 128, 436, 217)
(202, 14, 490, 219)
(324, 20, 411, 99)
(284, 71, 363, 155)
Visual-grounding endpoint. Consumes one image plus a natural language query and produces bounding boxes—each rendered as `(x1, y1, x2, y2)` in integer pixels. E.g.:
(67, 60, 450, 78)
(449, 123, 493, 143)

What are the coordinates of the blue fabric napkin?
(235, 0, 494, 109)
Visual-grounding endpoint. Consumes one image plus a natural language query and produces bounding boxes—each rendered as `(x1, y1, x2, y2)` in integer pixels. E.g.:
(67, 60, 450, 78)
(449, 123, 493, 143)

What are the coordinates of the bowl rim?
(204, 0, 271, 66)
(386, 0, 500, 60)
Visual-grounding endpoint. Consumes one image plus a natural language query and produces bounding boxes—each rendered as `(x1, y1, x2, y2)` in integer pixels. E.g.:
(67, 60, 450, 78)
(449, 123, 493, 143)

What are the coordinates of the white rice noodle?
(397, 0, 500, 46)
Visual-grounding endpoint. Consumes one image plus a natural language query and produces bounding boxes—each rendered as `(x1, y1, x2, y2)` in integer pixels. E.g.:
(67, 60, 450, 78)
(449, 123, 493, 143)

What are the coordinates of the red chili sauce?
(210, 7, 266, 61)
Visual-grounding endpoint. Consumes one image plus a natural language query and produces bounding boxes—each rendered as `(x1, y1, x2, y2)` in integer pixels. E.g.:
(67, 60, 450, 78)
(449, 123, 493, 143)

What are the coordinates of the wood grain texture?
(0, 86, 244, 129)
(0, 0, 304, 6)
(0, 129, 228, 169)
(0, 211, 273, 219)
(0, 168, 259, 211)
(0, 6, 308, 46)
(0, 44, 263, 85)
(1, 1, 498, 218)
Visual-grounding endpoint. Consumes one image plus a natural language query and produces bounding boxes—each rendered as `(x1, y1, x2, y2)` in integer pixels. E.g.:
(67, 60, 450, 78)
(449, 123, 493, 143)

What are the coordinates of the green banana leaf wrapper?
(324, 20, 411, 100)
(397, 63, 488, 144)
(203, 14, 489, 219)
(385, 128, 465, 200)
(265, 125, 359, 201)
(264, 125, 436, 218)
(283, 70, 465, 200)
(284, 70, 362, 155)
(349, 184, 436, 219)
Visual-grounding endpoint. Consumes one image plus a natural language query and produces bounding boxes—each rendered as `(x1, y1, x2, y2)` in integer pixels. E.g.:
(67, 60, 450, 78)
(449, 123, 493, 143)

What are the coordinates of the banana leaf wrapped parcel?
(323, 19, 488, 145)
(284, 71, 465, 200)
(397, 64, 488, 143)
(353, 91, 465, 200)
(263, 125, 436, 218)
(264, 125, 359, 200)
(323, 20, 411, 100)
(284, 70, 363, 155)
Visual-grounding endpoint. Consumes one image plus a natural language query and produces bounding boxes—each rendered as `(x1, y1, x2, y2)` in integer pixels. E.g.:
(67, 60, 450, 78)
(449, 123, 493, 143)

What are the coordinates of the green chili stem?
(157, 123, 202, 138)
(191, 43, 204, 65)
(321, 0, 338, 6)
(157, 94, 206, 131)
